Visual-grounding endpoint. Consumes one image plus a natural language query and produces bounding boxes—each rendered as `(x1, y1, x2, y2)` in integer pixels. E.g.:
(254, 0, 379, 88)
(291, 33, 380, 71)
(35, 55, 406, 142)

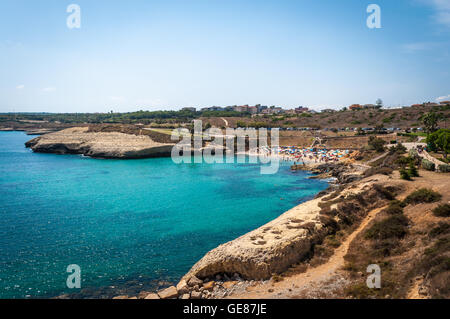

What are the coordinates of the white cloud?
(422, 0, 450, 28)
(436, 94, 450, 101)
(42, 87, 56, 92)
(16, 84, 25, 89)
(401, 42, 437, 53)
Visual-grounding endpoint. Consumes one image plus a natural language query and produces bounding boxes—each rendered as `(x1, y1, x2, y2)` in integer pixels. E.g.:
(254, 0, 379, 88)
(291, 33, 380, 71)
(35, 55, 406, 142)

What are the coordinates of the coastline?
(140, 170, 397, 300)
(2, 131, 331, 299)
(59, 162, 331, 300)
(112, 161, 362, 300)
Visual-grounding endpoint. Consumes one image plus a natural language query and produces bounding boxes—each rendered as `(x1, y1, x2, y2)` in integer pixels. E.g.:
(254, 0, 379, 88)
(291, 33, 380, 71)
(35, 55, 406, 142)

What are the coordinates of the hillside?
(202, 104, 450, 130)
(1, 104, 449, 132)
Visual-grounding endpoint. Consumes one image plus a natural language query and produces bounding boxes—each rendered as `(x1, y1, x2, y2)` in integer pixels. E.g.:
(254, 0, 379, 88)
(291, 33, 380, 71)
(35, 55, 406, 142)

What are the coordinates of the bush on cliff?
(389, 143, 407, 154)
(384, 200, 405, 215)
(408, 162, 419, 177)
(421, 159, 435, 171)
(433, 204, 450, 217)
(395, 156, 412, 168)
(417, 235, 450, 298)
(368, 136, 386, 153)
(438, 164, 450, 173)
(404, 188, 442, 205)
(429, 222, 450, 238)
(400, 168, 411, 180)
(365, 215, 409, 240)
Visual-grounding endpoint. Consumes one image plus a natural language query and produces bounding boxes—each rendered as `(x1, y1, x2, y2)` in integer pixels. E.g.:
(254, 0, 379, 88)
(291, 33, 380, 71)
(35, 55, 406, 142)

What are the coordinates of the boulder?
(203, 281, 215, 291)
(222, 281, 237, 289)
(190, 291, 202, 299)
(158, 286, 178, 299)
(144, 293, 160, 300)
(176, 280, 189, 295)
(187, 276, 203, 287)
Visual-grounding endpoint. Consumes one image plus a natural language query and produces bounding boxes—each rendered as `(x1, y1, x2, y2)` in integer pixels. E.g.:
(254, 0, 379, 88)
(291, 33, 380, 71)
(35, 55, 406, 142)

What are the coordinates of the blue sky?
(0, 0, 449, 113)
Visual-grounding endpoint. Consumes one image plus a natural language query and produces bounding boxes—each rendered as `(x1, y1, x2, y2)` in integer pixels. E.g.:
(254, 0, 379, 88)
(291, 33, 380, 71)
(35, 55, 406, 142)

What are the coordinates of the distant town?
(182, 100, 450, 115)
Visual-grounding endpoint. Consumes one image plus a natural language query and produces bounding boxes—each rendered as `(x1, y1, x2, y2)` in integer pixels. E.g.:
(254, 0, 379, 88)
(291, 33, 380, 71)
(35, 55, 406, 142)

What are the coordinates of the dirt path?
(221, 117, 229, 127)
(229, 205, 387, 299)
(366, 151, 388, 164)
(406, 280, 427, 299)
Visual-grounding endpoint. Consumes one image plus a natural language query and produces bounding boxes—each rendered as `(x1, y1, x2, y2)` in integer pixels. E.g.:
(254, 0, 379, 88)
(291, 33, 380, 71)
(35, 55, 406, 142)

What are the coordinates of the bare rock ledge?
(180, 176, 393, 283)
(25, 127, 174, 159)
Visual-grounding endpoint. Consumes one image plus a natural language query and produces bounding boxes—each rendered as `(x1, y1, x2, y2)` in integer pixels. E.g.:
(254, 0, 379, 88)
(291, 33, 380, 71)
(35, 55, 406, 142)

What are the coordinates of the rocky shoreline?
(25, 127, 175, 159)
(20, 129, 402, 300)
(114, 163, 397, 300)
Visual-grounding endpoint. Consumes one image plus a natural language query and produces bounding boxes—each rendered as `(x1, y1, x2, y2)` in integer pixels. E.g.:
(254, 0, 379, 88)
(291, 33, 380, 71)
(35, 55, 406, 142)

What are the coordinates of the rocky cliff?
(181, 177, 395, 283)
(25, 127, 175, 159)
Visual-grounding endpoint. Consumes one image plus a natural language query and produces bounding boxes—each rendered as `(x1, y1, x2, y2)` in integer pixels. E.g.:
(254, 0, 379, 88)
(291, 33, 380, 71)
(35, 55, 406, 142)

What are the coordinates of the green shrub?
(396, 156, 412, 168)
(399, 169, 411, 180)
(438, 164, 450, 173)
(373, 184, 396, 200)
(429, 222, 450, 238)
(408, 162, 419, 177)
(433, 204, 450, 217)
(390, 143, 406, 154)
(368, 136, 386, 153)
(365, 215, 409, 240)
(421, 159, 435, 171)
(409, 148, 420, 161)
(404, 188, 442, 205)
(385, 201, 405, 215)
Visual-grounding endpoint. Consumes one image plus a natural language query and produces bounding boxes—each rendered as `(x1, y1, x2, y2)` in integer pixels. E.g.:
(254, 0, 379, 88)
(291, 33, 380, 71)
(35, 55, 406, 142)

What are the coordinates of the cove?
(0, 131, 328, 298)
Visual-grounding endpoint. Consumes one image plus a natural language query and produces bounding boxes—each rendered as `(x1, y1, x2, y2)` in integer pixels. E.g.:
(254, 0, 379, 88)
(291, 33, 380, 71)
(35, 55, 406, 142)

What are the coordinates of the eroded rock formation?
(25, 127, 175, 159)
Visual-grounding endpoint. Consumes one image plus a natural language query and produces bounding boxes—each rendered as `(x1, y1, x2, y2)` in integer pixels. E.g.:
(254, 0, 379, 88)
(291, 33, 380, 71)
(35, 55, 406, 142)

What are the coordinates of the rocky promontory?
(180, 176, 395, 283)
(25, 127, 175, 159)
(121, 175, 399, 300)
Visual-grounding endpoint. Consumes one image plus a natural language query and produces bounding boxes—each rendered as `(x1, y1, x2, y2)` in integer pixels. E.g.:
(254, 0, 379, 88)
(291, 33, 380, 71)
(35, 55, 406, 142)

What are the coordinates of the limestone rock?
(181, 179, 390, 282)
(187, 276, 203, 287)
(181, 197, 327, 281)
(25, 127, 174, 159)
(222, 281, 237, 289)
(158, 286, 178, 299)
(203, 281, 215, 291)
(144, 293, 160, 300)
(176, 280, 189, 295)
(190, 291, 202, 299)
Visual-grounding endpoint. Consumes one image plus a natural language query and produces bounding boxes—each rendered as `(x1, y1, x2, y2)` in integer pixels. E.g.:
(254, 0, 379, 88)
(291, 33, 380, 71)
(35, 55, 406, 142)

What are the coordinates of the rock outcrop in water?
(25, 127, 175, 159)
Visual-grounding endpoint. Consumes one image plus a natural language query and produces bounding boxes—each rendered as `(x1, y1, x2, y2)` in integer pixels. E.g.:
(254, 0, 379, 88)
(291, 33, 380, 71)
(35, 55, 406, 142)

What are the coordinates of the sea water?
(0, 131, 328, 298)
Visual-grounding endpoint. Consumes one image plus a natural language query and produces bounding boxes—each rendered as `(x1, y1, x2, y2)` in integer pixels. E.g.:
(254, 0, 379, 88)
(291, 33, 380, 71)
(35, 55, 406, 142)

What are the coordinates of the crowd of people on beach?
(249, 146, 350, 164)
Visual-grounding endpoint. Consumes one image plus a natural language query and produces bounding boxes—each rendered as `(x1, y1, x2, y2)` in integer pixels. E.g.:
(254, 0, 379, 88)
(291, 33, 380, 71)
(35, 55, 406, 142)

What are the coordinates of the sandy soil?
(227, 205, 387, 299)
(227, 170, 449, 299)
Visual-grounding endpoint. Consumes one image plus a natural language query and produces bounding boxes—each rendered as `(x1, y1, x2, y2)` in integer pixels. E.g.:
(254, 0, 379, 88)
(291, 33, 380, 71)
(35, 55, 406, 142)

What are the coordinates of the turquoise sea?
(0, 131, 328, 299)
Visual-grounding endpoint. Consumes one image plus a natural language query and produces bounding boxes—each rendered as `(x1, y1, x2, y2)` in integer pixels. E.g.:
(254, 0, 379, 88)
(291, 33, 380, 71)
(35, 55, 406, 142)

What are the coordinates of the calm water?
(0, 131, 328, 298)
